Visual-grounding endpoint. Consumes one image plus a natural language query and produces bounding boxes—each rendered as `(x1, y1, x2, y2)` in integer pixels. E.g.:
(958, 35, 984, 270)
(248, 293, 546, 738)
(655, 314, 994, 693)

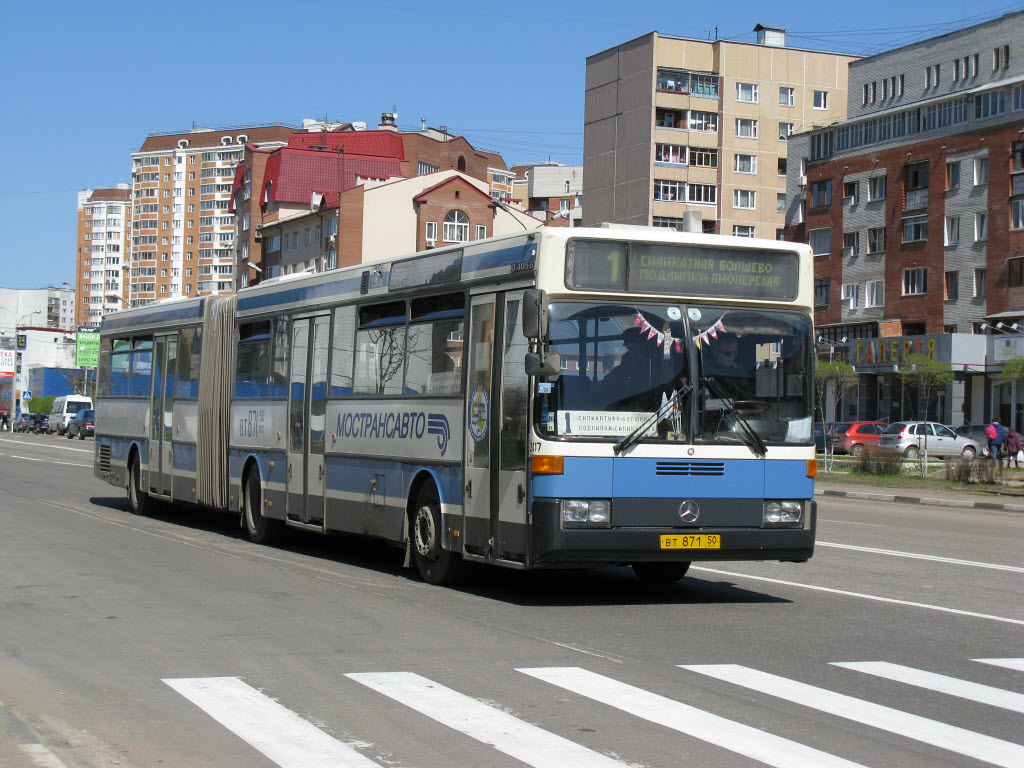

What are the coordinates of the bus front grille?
(655, 461, 725, 476)
(98, 445, 111, 473)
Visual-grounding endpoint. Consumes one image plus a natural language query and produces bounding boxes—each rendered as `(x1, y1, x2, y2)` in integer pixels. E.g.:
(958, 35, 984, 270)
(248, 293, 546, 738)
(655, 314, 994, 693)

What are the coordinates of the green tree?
(814, 360, 858, 470)
(898, 353, 955, 474)
(1002, 355, 1024, 430)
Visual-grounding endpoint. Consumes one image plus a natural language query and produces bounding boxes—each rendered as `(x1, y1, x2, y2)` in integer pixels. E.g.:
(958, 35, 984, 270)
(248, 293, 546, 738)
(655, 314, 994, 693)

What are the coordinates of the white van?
(49, 395, 93, 435)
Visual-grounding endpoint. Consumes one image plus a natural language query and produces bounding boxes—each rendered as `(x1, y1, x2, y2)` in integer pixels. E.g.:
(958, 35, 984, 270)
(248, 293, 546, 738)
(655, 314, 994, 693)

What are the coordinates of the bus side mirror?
(523, 288, 547, 340)
(525, 352, 561, 377)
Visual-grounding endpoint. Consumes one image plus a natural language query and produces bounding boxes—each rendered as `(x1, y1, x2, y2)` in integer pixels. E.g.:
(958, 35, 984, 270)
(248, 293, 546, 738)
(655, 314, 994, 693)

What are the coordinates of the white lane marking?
(164, 677, 382, 768)
(0, 438, 92, 453)
(18, 744, 70, 768)
(974, 658, 1024, 672)
(690, 566, 1024, 626)
(818, 541, 1024, 573)
(822, 520, 885, 527)
(0, 454, 90, 473)
(682, 664, 1024, 768)
(346, 671, 629, 768)
(832, 661, 1024, 713)
(519, 666, 865, 768)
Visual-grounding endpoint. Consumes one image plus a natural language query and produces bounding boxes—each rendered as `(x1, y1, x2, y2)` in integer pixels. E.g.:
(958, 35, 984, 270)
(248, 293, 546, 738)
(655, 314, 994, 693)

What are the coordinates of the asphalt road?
(0, 432, 1021, 768)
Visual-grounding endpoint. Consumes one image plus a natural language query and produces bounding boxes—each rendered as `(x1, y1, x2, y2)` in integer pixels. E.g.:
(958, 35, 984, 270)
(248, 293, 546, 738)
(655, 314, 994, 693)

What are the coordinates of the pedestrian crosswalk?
(164, 657, 1024, 768)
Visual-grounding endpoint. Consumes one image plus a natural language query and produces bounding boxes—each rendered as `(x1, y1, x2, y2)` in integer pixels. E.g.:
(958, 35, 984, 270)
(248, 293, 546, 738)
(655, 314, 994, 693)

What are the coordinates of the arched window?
(443, 210, 469, 243)
(236, 135, 248, 144)
(457, 156, 466, 172)
(263, 181, 272, 204)
(178, 139, 189, 149)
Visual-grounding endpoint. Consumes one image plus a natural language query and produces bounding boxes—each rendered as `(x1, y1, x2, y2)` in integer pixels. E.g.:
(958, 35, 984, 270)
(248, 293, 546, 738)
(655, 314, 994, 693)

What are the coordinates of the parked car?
(879, 421, 980, 459)
(28, 413, 49, 434)
(831, 421, 888, 456)
(66, 409, 95, 440)
(13, 413, 33, 432)
(814, 422, 837, 452)
(953, 424, 992, 457)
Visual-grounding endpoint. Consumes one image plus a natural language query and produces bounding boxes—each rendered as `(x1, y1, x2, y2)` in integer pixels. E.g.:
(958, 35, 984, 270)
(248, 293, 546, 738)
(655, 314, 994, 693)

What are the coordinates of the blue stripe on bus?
(323, 456, 463, 507)
(237, 273, 365, 314)
(531, 457, 811, 499)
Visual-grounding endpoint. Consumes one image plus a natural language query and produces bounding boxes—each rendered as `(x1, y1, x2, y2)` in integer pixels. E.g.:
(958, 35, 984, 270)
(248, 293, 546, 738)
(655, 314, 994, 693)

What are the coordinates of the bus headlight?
(763, 500, 803, 527)
(561, 499, 612, 528)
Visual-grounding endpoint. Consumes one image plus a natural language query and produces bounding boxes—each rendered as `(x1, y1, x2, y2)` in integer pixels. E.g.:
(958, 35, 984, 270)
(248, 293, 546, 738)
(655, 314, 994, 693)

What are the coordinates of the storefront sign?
(853, 335, 942, 367)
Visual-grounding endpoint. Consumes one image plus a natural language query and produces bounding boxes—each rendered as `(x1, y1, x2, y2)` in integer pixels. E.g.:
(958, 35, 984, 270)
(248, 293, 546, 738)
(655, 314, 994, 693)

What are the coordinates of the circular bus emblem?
(678, 501, 700, 523)
(468, 384, 490, 443)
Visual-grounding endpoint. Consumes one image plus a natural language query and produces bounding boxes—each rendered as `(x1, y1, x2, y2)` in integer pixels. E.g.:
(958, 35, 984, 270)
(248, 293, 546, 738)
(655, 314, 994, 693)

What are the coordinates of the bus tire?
(127, 452, 151, 516)
(632, 561, 690, 584)
(244, 468, 283, 545)
(411, 485, 463, 586)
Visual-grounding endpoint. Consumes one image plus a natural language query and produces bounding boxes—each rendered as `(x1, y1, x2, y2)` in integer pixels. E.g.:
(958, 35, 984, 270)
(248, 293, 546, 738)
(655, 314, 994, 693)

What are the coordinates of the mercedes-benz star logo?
(678, 501, 700, 523)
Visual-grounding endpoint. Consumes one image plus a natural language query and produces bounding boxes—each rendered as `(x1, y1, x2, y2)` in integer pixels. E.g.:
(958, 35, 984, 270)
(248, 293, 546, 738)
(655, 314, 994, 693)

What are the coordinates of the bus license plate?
(660, 534, 721, 550)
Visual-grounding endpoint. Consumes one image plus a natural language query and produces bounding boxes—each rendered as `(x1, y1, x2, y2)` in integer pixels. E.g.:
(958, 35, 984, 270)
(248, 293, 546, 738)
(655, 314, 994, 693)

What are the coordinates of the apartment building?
(511, 164, 583, 227)
(128, 125, 294, 305)
(584, 25, 857, 236)
(75, 186, 130, 327)
(786, 10, 1024, 425)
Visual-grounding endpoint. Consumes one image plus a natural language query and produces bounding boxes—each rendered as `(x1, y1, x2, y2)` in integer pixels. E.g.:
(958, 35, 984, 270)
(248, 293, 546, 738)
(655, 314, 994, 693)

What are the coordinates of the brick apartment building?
(786, 10, 1024, 426)
(584, 24, 858, 236)
(75, 185, 131, 327)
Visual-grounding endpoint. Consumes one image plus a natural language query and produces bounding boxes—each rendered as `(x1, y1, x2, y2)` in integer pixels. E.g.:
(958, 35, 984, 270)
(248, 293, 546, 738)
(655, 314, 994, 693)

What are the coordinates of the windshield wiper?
(614, 384, 692, 456)
(702, 376, 768, 458)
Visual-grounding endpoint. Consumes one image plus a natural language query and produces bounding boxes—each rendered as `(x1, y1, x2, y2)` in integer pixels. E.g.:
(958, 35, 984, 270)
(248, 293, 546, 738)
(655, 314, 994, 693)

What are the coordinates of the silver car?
(879, 421, 980, 459)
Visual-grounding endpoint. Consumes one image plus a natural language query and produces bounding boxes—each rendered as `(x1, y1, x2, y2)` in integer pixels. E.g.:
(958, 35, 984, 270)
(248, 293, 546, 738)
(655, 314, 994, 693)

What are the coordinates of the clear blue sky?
(0, 0, 1019, 290)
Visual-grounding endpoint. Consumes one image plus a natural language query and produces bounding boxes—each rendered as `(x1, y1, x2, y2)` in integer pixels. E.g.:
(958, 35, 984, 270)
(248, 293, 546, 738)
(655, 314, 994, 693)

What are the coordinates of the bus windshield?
(536, 301, 813, 446)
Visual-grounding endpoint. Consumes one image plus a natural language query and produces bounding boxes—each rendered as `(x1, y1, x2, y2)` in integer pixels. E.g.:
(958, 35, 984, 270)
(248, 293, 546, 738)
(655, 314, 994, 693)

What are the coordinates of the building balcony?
(905, 188, 928, 211)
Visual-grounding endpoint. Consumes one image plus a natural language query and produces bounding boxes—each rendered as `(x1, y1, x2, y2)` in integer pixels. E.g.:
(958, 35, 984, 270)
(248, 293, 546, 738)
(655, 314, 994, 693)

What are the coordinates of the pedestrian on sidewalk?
(986, 417, 1006, 467)
(1004, 427, 1022, 469)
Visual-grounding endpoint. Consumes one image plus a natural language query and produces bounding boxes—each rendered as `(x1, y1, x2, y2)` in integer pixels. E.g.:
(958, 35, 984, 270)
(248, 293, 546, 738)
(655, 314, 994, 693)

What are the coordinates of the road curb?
(815, 487, 1024, 512)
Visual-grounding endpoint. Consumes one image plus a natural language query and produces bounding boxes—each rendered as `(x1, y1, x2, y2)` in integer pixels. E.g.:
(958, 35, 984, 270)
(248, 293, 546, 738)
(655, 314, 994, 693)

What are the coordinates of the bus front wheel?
(632, 562, 690, 584)
(244, 469, 283, 545)
(127, 453, 151, 516)
(411, 485, 464, 586)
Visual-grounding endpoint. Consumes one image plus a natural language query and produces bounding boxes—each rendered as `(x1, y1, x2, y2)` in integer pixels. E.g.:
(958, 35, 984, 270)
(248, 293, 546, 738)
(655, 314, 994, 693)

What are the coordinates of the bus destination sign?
(566, 240, 799, 300)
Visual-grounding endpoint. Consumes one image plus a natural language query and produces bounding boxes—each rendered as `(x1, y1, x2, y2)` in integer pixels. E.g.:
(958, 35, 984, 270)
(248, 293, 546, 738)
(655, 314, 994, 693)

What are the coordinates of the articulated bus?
(94, 225, 817, 586)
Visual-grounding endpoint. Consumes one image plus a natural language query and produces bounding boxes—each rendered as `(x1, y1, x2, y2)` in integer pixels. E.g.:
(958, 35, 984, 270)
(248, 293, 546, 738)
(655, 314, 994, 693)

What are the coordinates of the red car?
(831, 421, 888, 456)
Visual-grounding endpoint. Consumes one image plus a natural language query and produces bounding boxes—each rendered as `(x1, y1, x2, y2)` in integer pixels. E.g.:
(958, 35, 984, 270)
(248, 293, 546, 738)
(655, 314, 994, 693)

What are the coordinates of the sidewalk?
(816, 475, 1024, 512)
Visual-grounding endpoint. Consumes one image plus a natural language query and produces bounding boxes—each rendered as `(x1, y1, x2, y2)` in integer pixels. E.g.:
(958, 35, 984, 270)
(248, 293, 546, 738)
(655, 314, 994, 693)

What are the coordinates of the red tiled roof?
(262, 148, 401, 204)
(286, 130, 406, 161)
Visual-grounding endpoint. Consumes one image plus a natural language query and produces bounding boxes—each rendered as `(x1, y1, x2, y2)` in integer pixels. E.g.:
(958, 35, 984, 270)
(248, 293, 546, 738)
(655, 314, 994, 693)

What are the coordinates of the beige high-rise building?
(75, 186, 131, 327)
(584, 25, 858, 238)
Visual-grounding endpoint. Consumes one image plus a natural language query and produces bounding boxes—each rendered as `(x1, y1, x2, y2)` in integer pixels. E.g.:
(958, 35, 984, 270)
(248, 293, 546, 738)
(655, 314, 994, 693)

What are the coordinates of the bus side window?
(406, 294, 465, 395)
(108, 339, 131, 396)
(329, 306, 355, 396)
(129, 338, 153, 398)
(175, 327, 201, 399)
(98, 340, 112, 397)
(235, 321, 271, 399)
(353, 301, 407, 396)
(268, 316, 290, 397)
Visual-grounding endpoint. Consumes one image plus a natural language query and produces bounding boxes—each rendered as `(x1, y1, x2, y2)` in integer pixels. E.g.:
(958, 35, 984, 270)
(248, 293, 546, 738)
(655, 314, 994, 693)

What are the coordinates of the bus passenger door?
(495, 292, 529, 561)
(305, 315, 330, 527)
(148, 335, 174, 496)
(463, 296, 495, 556)
(286, 320, 310, 522)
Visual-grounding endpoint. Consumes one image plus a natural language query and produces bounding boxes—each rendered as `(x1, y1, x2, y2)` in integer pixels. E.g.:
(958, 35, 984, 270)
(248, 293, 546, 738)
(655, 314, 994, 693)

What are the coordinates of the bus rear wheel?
(411, 485, 463, 586)
(632, 562, 690, 584)
(244, 469, 283, 545)
(127, 453, 151, 516)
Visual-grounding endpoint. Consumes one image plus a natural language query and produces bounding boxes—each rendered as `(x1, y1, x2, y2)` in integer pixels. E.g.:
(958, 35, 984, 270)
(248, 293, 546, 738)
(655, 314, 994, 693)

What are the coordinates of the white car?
(879, 421, 980, 459)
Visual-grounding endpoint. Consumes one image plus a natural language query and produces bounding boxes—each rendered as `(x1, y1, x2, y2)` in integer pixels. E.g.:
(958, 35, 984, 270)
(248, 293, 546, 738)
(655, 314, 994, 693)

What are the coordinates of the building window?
(814, 278, 830, 307)
(843, 181, 859, 202)
(1009, 258, 1024, 287)
(777, 193, 786, 212)
(868, 176, 886, 201)
(687, 184, 717, 204)
(778, 122, 794, 141)
(735, 118, 758, 139)
(654, 179, 684, 201)
(944, 216, 960, 245)
(442, 210, 469, 243)
(425, 221, 437, 244)
(809, 228, 831, 256)
(810, 180, 831, 208)
(835, 283, 856, 310)
(475, 225, 487, 240)
(944, 271, 959, 301)
(946, 161, 961, 190)
(906, 162, 929, 210)
(975, 157, 990, 185)
(688, 111, 718, 132)
(975, 90, 1007, 119)
(903, 215, 928, 243)
(903, 267, 927, 295)
(843, 232, 859, 255)
(733, 225, 755, 238)
(734, 154, 757, 174)
(779, 87, 795, 107)
(866, 280, 884, 308)
(655, 144, 687, 164)
(867, 227, 886, 254)
(733, 190, 756, 209)
(813, 90, 829, 109)
(1012, 199, 1024, 230)
(778, 157, 787, 176)
(975, 212, 988, 241)
(975, 268, 988, 297)
(655, 109, 683, 128)
(688, 147, 718, 167)
(736, 82, 758, 103)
